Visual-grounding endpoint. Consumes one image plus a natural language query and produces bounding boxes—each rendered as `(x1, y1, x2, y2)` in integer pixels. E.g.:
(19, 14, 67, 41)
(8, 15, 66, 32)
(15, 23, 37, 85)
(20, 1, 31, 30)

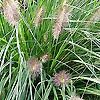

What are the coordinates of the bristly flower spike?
(52, 3, 69, 40)
(27, 56, 42, 78)
(34, 6, 45, 27)
(3, 0, 19, 26)
(53, 70, 70, 87)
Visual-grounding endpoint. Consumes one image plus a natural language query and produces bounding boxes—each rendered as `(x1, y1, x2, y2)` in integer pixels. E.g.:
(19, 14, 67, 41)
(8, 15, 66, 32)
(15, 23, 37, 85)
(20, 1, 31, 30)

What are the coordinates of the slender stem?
(29, 75, 33, 100)
(40, 63, 43, 97)
(62, 84, 66, 100)
(15, 24, 22, 61)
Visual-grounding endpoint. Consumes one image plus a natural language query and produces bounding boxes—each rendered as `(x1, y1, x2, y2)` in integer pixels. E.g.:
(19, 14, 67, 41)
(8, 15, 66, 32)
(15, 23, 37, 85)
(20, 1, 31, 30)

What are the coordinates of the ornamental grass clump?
(53, 70, 70, 87)
(34, 6, 45, 27)
(3, 0, 19, 26)
(1, 0, 100, 99)
(27, 56, 42, 78)
(52, 3, 69, 40)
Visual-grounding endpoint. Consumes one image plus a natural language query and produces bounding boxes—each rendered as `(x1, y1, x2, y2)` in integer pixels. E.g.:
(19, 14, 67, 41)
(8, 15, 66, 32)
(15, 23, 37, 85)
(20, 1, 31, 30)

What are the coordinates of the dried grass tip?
(34, 6, 45, 27)
(3, 0, 19, 26)
(53, 70, 70, 86)
(69, 96, 84, 100)
(52, 5, 69, 40)
(27, 56, 42, 77)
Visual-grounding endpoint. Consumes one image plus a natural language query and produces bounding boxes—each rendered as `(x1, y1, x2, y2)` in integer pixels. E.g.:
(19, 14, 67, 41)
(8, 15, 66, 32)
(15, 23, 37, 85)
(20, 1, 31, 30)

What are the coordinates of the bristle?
(3, 0, 19, 26)
(34, 6, 45, 27)
(52, 5, 69, 40)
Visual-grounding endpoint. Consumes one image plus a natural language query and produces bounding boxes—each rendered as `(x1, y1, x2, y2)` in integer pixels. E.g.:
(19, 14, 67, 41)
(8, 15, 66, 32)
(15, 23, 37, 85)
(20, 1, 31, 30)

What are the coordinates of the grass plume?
(52, 4, 69, 40)
(27, 56, 42, 78)
(3, 0, 19, 26)
(34, 6, 45, 27)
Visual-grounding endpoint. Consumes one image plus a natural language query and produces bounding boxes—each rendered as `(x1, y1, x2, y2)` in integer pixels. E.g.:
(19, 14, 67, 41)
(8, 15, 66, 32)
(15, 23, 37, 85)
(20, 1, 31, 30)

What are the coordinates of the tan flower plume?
(52, 5, 69, 40)
(3, 0, 19, 26)
(34, 6, 45, 27)
(53, 70, 70, 86)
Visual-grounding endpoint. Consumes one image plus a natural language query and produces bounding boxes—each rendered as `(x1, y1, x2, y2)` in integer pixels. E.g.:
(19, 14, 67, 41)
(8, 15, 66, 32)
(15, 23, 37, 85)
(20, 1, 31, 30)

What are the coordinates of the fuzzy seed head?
(40, 54, 49, 63)
(34, 6, 45, 27)
(53, 70, 70, 86)
(69, 96, 84, 100)
(52, 5, 69, 40)
(27, 57, 41, 77)
(3, 0, 19, 26)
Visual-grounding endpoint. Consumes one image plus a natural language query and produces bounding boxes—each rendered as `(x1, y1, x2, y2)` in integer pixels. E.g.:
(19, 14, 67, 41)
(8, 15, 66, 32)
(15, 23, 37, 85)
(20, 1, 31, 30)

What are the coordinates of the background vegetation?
(0, 0, 100, 100)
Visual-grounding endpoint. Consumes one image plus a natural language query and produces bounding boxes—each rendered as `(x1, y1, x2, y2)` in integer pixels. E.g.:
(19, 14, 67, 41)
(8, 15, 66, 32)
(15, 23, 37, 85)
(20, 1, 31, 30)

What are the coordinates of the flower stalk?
(62, 84, 66, 100)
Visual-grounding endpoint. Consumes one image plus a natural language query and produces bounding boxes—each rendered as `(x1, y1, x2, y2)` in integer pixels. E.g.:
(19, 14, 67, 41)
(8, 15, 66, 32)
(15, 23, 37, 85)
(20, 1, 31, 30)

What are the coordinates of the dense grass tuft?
(0, 0, 100, 100)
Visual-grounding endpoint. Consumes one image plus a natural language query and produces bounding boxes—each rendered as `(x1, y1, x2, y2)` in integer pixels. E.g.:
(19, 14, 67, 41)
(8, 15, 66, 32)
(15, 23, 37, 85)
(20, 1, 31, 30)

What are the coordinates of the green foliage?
(0, 0, 100, 100)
